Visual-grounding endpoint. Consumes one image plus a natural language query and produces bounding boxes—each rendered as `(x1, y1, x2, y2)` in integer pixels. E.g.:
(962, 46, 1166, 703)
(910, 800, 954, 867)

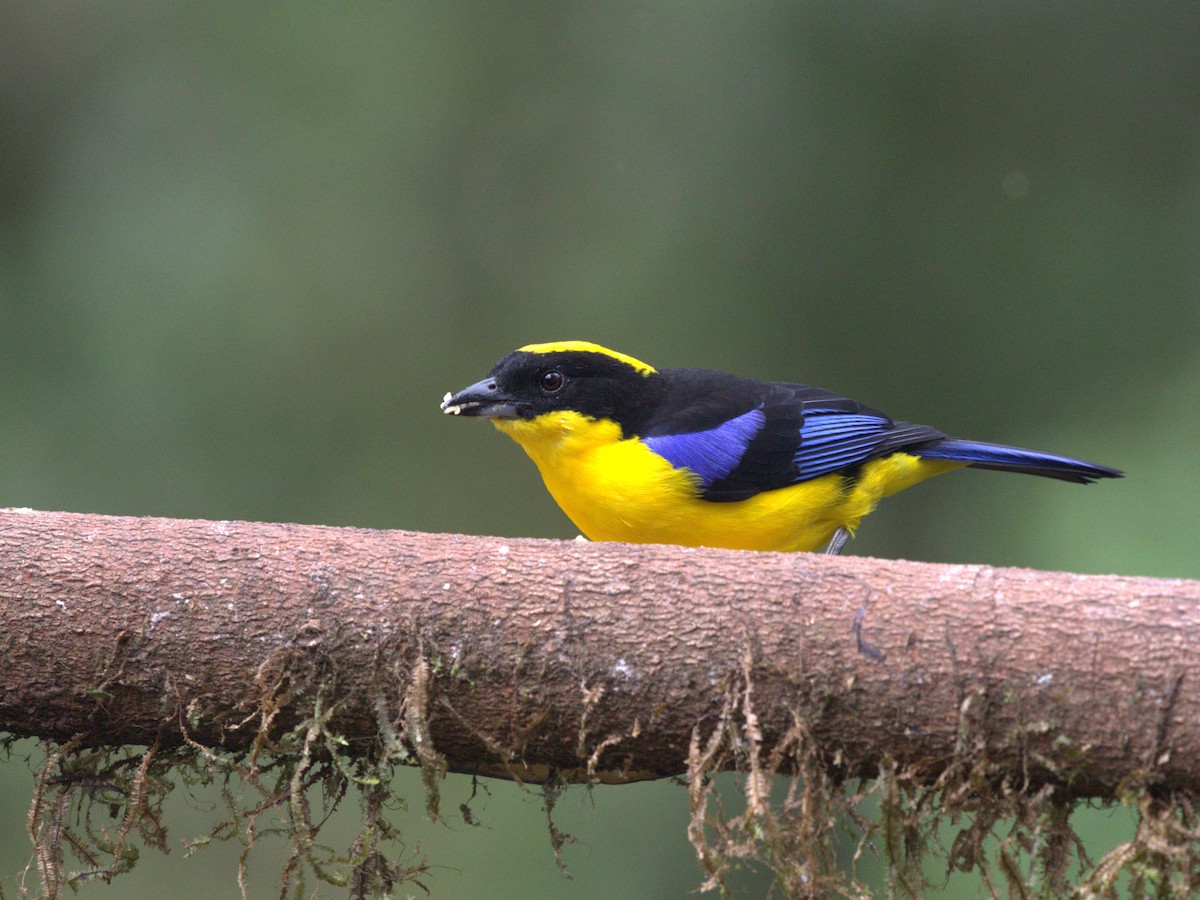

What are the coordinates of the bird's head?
(441, 341, 663, 441)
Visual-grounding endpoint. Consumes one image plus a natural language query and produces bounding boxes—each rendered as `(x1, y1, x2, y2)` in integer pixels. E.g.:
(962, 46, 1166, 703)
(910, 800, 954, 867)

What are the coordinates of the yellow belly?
(494, 413, 962, 552)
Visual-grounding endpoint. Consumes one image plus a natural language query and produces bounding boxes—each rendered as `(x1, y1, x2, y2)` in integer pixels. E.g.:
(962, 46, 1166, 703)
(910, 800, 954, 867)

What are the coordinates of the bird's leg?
(823, 527, 850, 556)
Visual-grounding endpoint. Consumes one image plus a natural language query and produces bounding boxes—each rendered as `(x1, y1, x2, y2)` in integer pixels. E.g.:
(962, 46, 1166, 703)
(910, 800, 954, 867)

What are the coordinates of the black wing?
(640, 369, 943, 502)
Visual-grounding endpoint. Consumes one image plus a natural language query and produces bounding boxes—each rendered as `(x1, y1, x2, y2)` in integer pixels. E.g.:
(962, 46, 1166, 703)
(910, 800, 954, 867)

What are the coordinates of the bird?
(440, 341, 1122, 554)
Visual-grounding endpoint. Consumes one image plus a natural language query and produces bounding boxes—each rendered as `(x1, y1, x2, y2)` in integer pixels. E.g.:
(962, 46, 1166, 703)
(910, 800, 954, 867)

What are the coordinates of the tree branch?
(0, 507, 1195, 797)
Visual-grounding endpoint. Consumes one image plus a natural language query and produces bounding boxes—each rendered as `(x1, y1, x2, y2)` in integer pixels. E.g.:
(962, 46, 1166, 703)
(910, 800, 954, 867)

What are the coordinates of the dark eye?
(539, 369, 565, 393)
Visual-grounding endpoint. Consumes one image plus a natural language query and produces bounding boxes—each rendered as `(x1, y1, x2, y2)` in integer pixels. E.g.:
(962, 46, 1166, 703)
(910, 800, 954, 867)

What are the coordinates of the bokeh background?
(1, 3, 1197, 897)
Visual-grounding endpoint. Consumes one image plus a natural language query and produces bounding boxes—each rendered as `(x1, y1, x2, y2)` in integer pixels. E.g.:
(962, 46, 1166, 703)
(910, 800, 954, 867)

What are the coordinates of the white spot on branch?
(611, 658, 634, 680)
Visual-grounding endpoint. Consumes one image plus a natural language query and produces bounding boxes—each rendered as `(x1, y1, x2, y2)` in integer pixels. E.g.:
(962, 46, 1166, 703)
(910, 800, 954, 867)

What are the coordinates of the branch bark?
(0, 507, 1195, 796)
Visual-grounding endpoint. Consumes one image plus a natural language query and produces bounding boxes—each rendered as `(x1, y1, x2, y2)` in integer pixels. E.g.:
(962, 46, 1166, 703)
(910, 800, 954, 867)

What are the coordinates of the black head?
(441, 342, 665, 435)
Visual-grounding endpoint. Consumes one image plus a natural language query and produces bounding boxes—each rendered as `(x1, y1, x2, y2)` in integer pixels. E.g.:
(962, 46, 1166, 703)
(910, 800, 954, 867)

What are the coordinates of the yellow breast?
(493, 412, 961, 552)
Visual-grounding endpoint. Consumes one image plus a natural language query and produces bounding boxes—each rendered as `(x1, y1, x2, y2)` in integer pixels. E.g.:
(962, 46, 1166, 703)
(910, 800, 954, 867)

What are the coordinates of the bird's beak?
(441, 377, 523, 418)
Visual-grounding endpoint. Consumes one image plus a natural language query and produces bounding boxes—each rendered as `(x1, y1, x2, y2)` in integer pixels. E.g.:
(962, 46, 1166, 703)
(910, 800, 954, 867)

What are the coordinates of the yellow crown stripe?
(516, 341, 657, 376)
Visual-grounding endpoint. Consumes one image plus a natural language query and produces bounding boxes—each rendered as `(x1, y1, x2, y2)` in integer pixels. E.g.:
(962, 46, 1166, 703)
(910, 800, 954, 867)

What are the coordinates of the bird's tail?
(911, 438, 1123, 484)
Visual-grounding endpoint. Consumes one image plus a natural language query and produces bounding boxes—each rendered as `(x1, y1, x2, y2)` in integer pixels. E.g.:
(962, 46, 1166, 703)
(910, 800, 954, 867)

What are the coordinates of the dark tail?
(911, 438, 1123, 484)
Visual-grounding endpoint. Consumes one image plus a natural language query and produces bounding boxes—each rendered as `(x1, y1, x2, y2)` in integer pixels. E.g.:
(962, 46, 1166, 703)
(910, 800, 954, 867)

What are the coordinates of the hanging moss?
(18, 645, 1200, 898)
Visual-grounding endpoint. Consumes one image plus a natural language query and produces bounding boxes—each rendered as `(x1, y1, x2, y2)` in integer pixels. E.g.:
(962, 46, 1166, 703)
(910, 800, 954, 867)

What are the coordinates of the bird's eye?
(539, 369, 565, 393)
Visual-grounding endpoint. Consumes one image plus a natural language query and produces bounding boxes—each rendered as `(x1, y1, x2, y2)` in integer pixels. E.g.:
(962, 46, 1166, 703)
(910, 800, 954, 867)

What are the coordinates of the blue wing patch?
(793, 410, 893, 479)
(643, 407, 766, 488)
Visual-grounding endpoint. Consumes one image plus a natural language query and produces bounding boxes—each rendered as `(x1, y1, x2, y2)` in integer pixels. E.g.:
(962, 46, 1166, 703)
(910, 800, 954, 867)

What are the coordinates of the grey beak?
(441, 377, 523, 418)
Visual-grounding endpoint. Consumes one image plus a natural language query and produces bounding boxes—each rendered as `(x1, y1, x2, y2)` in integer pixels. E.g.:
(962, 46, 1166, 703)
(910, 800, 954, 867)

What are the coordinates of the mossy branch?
(0, 507, 1196, 796)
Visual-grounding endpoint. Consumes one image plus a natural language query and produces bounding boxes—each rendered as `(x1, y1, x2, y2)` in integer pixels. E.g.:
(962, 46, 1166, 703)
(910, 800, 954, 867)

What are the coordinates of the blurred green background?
(1, 2, 1196, 897)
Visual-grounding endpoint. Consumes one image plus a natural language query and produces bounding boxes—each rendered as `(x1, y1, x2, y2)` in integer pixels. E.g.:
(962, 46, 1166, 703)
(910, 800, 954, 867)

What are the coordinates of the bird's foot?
(823, 527, 850, 556)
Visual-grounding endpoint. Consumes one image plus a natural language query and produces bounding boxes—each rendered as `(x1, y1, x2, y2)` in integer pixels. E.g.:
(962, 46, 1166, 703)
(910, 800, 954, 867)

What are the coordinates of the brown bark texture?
(0, 507, 1195, 796)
